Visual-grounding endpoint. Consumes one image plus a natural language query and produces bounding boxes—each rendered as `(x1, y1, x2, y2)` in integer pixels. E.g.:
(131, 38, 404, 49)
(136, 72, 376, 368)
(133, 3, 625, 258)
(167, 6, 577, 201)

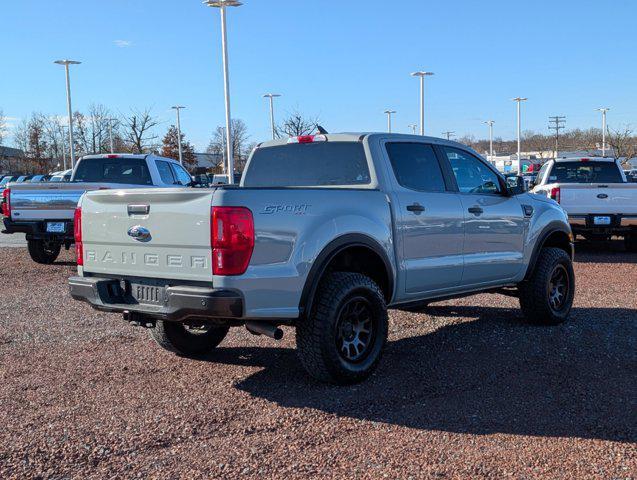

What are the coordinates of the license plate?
(132, 284, 163, 305)
(593, 216, 611, 225)
(46, 222, 65, 233)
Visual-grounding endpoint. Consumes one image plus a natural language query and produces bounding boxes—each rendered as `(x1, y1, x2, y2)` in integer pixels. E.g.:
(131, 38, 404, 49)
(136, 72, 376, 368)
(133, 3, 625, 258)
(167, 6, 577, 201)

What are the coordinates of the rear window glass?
(550, 161, 624, 183)
(73, 158, 152, 185)
(243, 142, 371, 187)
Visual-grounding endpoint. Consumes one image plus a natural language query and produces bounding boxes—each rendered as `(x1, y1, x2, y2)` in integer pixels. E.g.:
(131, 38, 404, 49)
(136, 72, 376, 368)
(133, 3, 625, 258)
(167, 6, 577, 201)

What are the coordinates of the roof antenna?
(316, 125, 328, 135)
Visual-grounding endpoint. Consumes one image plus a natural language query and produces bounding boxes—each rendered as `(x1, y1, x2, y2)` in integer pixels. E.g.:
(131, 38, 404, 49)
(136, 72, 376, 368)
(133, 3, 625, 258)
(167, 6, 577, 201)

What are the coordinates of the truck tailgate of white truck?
(558, 183, 637, 215)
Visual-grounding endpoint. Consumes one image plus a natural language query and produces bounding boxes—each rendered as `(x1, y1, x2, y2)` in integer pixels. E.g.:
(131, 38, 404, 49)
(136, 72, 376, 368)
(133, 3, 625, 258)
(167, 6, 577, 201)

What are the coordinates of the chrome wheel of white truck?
(150, 321, 229, 357)
(27, 240, 61, 264)
(296, 272, 388, 385)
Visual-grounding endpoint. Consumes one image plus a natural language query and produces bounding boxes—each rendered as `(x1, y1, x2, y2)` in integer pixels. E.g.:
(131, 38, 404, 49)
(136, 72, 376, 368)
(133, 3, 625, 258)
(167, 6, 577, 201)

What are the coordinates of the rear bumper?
(569, 214, 637, 233)
(2, 217, 75, 242)
(69, 276, 243, 321)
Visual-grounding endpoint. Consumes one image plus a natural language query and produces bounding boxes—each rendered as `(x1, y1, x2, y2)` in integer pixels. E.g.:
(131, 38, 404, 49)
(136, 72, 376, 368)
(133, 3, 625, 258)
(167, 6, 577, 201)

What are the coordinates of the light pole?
(596, 108, 609, 157)
(512, 97, 527, 173)
(205, 0, 242, 184)
(54, 59, 81, 168)
(411, 71, 434, 135)
(59, 124, 68, 170)
(171, 106, 185, 164)
(107, 118, 115, 154)
(263, 93, 281, 140)
(442, 131, 455, 141)
(384, 110, 396, 133)
(484, 120, 495, 161)
(408, 124, 417, 135)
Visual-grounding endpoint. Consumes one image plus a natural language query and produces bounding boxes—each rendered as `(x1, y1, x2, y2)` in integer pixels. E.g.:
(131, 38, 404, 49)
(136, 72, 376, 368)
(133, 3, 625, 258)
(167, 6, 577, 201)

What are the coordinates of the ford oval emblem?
(597, 193, 609, 199)
(127, 225, 151, 242)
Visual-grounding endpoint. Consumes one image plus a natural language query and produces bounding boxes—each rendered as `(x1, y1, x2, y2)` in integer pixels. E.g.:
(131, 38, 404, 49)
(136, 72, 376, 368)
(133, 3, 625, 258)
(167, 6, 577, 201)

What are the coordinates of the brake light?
(580, 158, 589, 162)
(106, 154, 119, 158)
(1, 188, 10, 217)
(211, 207, 254, 276)
(74, 207, 83, 266)
(287, 134, 327, 144)
(550, 187, 561, 203)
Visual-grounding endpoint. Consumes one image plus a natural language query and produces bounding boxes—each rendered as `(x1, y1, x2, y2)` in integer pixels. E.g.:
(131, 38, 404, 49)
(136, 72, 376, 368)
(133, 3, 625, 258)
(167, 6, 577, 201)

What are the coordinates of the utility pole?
(408, 124, 417, 135)
(171, 106, 185, 165)
(596, 108, 610, 157)
(107, 118, 115, 154)
(442, 131, 455, 140)
(263, 93, 281, 140)
(512, 97, 528, 174)
(484, 120, 495, 162)
(548, 116, 566, 159)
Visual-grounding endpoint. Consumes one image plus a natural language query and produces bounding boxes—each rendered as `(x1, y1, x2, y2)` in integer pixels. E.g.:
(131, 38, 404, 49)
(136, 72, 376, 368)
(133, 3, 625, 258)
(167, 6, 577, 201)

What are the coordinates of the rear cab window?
(550, 161, 624, 183)
(156, 160, 176, 184)
(73, 157, 152, 185)
(243, 142, 371, 187)
(385, 142, 447, 192)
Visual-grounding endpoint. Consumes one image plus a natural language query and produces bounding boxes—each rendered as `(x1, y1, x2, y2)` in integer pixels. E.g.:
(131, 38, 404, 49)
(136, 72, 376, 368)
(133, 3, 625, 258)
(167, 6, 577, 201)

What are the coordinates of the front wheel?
(150, 321, 229, 357)
(27, 240, 61, 264)
(519, 247, 575, 325)
(296, 272, 388, 385)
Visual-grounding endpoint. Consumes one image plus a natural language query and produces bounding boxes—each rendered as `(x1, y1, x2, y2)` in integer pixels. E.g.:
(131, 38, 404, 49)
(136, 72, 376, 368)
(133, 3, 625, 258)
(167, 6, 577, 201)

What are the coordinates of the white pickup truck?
(2, 154, 195, 264)
(532, 157, 637, 250)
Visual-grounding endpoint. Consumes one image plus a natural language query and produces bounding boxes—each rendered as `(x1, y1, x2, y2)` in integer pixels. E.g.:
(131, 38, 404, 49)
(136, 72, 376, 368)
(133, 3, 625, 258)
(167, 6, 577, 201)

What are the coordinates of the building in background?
(0, 146, 25, 174)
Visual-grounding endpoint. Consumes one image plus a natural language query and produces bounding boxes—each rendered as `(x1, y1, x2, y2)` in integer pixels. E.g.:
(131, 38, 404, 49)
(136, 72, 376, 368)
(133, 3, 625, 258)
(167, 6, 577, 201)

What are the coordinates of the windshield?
(243, 142, 371, 187)
(550, 161, 624, 184)
(72, 157, 152, 185)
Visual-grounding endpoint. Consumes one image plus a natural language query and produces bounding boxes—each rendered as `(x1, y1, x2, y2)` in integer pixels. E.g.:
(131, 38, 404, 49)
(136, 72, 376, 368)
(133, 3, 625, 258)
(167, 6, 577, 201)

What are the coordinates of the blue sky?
(1, 0, 635, 150)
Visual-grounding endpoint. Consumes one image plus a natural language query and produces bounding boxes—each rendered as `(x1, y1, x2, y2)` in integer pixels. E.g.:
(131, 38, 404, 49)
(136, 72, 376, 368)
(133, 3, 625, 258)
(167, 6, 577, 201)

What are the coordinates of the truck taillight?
(74, 207, 83, 266)
(1, 188, 10, 217)
(211, 207, 254, 276)
(550, 187, 561, 203)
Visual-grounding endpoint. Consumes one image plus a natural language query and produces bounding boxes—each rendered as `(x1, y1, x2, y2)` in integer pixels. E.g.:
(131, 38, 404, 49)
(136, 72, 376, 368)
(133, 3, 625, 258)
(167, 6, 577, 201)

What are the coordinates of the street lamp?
(411, 71, 434, 135)
(54, 59, 81, 168)
(59, 124, 68, 170)
(171, 106, 186, 164)
(204, 0, 243, 184)
(263, 93, 281, 140)
(596, 108, 610, 157)
(408, 124, 417, 135)
(512, 97, 528, 173)
(484, 120, 495, 161)
(384, 110, 396, 133)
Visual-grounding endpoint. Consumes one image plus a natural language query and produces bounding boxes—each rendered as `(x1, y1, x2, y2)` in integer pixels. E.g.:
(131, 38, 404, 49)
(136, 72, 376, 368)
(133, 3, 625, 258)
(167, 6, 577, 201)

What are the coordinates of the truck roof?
(257, 132, 473, 150)
(554, 156, 616, 163)
(79, 153, 152, 160)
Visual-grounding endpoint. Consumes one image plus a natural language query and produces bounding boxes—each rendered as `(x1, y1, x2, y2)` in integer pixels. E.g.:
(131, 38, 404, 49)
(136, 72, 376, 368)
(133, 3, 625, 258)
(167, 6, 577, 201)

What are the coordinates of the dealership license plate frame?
(593, 216, 612, 226)
(46, 222, 66, 233)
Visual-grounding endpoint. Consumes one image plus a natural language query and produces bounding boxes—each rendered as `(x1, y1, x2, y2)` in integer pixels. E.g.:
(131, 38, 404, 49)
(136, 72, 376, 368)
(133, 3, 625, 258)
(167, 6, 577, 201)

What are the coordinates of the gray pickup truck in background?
(2, 154, 194, 264)
(69, 133, 575, 384)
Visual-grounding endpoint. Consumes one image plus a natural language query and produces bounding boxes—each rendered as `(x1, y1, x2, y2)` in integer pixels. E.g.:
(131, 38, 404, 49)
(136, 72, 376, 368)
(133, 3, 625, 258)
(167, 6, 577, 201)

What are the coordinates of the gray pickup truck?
(2, 154, 194, 264)
(69, 133, 575, 384)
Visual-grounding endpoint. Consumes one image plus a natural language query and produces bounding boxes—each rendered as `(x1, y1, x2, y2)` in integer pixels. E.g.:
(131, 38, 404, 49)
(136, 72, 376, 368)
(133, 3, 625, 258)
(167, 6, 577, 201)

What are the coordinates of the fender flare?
(524, 223, 574, 280)
(298, 233, 394, 319)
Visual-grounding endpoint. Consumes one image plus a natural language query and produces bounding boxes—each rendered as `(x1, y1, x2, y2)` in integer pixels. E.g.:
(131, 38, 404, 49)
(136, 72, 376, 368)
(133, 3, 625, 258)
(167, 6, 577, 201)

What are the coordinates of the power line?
(442, 131, 455, 140)
(548, 116, 566, 158)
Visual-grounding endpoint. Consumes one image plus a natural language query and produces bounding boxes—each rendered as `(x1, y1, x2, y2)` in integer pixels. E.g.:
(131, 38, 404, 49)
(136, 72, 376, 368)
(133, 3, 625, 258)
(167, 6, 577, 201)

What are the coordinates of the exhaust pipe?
(245, 321, 284, 340)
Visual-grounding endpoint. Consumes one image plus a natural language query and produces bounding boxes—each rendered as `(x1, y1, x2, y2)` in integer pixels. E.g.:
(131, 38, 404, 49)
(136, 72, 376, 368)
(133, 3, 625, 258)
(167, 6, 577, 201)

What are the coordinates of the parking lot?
(0, 243, 635, 479)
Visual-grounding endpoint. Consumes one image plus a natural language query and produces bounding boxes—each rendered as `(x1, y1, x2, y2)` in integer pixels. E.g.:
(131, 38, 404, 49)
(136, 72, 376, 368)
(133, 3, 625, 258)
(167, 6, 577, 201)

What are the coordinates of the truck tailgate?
(9, 183, 103, 221)
(81, 188, 216, 281)
(559, 183, 637, 215)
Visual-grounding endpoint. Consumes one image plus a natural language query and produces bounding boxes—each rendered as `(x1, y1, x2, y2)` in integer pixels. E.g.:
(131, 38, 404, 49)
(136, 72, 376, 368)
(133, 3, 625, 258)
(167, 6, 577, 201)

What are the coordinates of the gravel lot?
(0, 243, 635, 479)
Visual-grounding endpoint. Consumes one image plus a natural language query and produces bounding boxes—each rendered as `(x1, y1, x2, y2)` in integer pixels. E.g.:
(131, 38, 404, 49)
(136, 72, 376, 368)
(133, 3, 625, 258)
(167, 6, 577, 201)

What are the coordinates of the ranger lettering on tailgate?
(85, 250, 208, 269)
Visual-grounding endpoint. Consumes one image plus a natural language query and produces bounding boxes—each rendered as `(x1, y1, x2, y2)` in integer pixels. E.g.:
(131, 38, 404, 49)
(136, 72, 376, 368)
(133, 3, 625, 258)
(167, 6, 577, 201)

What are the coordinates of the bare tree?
(607, 126, 637, 160)
(276, 111, 319, 137)
(122, 108, 160, 154)
(207, 119, 250, 172)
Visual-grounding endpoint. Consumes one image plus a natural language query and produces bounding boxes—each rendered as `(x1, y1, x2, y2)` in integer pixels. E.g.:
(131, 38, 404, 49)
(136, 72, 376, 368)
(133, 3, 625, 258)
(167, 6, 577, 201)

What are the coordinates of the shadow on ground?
(574, 239, 636, 263)
(205, 306, 636, 443)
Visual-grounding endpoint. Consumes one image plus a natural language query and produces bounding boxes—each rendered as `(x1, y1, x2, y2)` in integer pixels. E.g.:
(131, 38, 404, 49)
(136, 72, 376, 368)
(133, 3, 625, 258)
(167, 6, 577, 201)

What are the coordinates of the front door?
(440, 146, 526, 285)
(384, 142, 465, 295)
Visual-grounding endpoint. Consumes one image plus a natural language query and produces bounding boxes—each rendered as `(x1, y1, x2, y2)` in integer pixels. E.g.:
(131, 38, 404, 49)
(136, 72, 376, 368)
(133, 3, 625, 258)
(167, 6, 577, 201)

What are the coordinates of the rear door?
(439, 146, 525, 285)
(384, 141, 465, 295)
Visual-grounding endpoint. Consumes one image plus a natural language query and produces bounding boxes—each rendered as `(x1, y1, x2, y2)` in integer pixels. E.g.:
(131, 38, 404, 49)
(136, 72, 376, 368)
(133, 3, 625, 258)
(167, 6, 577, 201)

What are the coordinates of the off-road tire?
(296, 272, 388, 385)
(625, 230, 637, 253)
(27, 240, 61, 264)
(519, 247, 575, 325)
(150, 321, 229, 357)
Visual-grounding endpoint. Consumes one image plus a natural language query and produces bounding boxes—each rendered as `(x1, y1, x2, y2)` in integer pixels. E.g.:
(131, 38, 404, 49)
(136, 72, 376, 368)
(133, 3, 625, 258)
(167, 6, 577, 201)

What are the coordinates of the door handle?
(406, 203, 425, 213)
(468, 206, 484, 215)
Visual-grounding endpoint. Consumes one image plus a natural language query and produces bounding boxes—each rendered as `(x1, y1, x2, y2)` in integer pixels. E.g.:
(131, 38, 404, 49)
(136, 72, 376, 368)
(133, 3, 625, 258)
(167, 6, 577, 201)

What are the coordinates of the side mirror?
(507, 176, 527, 195)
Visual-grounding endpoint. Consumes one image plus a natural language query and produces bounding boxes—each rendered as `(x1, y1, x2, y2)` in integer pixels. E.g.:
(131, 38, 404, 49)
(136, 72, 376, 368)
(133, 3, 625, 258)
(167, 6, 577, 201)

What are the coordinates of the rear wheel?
(296, 272, 388, 385)
(27, 240, 61, 264)
(519, 247, 575, 325)
(150, 321, 229, 357)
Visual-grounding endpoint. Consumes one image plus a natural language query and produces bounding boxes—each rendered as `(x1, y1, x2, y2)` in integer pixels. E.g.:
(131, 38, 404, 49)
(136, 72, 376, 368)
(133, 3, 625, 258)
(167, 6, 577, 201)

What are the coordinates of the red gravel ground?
(0, 243, 635, 479)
